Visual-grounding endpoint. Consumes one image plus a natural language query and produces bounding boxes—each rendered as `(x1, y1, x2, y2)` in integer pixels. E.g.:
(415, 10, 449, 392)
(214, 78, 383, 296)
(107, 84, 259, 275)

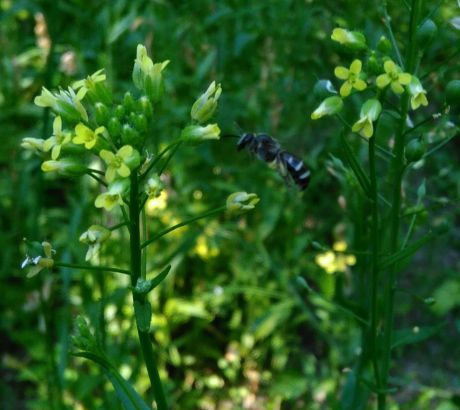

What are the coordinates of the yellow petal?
(399, 73, 412, 85)
(391, 81, 405, 94)
(340, 82, 352, 97)
(118, 145, 133, 158)
(384, 60, 396, 73)
(350, 59, 362, 74)
(117, 163, 131, 178)
(376, 74, 391, 89)
(353, 79, 367, 91)
(334, 66, 350, 80)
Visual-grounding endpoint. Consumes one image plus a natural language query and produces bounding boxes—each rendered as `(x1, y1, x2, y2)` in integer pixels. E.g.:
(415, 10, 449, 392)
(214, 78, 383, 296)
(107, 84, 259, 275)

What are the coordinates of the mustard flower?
(408, 76, 428, 110)
(79, 225, 111, 261)
(73, 69, 112, 106)
(145, 176, 164, 198)
(180, 124, 221, 142)
(191, 81, 222, 124)
(311, 96, 343, 120)
(226, 192, 260, 215)
(95, 179, 129, 211)
(21, 241, 55, 278)
(334, 59, 367, 97)
(41, 157, 87, 175)
(315, 240, 356, 274)
(99, 145, 140, 183)
(331, 28, 367, 50)
(43, 116, 72, 159)
(376, 60, 412, 94)
(351, 99, 382, 139)
(132, 44, 170, 103)
(73, 123, 106, 150)
(35, 86, 88, 123)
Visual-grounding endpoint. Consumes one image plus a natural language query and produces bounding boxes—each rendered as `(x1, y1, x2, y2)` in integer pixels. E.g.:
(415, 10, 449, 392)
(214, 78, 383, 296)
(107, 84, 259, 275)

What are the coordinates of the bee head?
(237, 133, 256, 151)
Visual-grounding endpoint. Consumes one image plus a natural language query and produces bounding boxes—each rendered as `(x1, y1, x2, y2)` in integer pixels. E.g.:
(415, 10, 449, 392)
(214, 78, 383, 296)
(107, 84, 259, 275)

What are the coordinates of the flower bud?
(331, 28, 367, 51)
(376, 35, 391, 54)
(133, 113, 148, 134)
(21, 138, 46, 154)
(191, 81, 222, 124)
(311, 96, 343, 120)
(136, 96, 154, 120)
(180, 124, 221, 142)
(405, 138, 426, 162)
(351, 99, 382, 139)
(226, 192, 260, 215)
(73, 69, 112, 106)
(121, 123, 141, 147)
(107, 117, 122, 139)
(367, 53, 381, 76)
(123, 91, 135, 112)
(94, 102, 109, 126)
(41, 157, 87, 176)
(313, 79, 337, 100)
(416, 19, 437, 46)
(114, 104, 125, 120)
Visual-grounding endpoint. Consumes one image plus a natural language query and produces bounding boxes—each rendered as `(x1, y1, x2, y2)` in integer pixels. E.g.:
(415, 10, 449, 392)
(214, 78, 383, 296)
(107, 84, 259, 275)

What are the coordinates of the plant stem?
(379, 1, 423, 408)
(129, 171, 168, 410)
(368, 135, 382, 391)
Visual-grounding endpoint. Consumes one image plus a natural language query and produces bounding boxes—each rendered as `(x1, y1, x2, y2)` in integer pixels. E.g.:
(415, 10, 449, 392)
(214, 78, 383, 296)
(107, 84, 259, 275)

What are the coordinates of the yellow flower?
(331, 28, 367, 50)
(43, 116, 72, 159)
(191, 81, 222, 124)
(315, 241, 356, 274)
(334, 59, 367, 97)
(21, 241, 55, 278)
(408, 76, 428, 110)
(73, 123, 105, 150)
(351, 99, 382, 139)
(95, 180, 128, 211)
(100, 145, 139, 183)
(79, 225, 111, 261)
(226, 192, 259, 215)
(376, 60, 411, 94)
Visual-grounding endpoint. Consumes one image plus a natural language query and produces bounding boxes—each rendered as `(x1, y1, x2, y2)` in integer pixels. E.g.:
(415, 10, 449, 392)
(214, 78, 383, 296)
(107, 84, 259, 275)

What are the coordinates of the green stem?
(54, 262, 130, 275)
(368, 135, 382, 390)
(129, 172, 168, 410)
(379, 1, 423, 408)
(141, 206, 226, 250)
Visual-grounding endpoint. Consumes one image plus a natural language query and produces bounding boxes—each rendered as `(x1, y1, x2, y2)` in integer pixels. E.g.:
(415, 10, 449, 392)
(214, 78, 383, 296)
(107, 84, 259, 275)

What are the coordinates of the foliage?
(1, 1, 460, 409)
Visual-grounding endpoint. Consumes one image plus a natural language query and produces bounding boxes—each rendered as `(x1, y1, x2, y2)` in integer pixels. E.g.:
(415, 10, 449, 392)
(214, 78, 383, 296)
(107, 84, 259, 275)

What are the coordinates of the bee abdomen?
(281, 152, 311, 190)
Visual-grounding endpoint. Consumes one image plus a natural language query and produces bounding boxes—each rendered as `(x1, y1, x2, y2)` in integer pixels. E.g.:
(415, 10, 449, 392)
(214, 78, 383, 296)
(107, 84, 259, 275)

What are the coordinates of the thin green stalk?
(379, 1, 423, 408)
(129, 172, 168, 410)
(54, 262, 130, 275)
(141, 206, 226, 250)
(368, 135, 382, 390)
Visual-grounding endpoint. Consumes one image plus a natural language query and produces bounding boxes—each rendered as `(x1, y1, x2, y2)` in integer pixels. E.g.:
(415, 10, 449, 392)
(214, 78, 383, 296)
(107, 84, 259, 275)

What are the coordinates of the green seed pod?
(94, 102, 109, 126)
(376, 35, 391, 54)
(445, 80, 460, 105)
(416, 19, 437, 46)
(313, 79, 337, 100)
(405, 138, 426, 162)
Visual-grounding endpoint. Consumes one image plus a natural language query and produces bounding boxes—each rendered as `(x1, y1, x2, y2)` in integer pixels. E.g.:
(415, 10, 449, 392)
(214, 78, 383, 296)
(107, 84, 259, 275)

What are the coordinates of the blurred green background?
(1, 1, 460, 409)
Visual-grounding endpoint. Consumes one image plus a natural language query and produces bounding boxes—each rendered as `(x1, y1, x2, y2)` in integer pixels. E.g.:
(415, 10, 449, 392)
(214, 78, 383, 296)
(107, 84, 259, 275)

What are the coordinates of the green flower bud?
(331, 28, 367, 51)
(226, 192, 260, 215)
(133, 113, 148, 134)
(376, 35, 391, 54)
(405, 138, 426, 162)
(107, 117, 122, 139)
(311, 96, 343, 120)
(313, 79, 337, 100)
(21, 137, 46, 154)
(123, 91, 135, 112)
(191, 81, 222, 124)
(180, 124, 221, 142)
(114, 105, 125, 120)
(121, 123, 141, 147)
(136, 96, 154, 120)
(445, 80, 460, 105)
(416, 19, 437, 46)
(367, 53, 381, 76)
(41, 157, 87, 176)
(94, 102, 109, 126)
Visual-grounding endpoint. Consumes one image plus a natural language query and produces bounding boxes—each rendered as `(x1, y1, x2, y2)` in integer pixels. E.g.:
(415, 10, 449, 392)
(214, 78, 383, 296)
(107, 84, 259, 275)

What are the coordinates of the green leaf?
(340, 367, 370, 410)
(134, 265, 171, 295)
(270, 371, 308, 400)
(251, 301, 294, 341)
(107, 10, 137, 44)
(391, 323, 445, 349)
(340, 133, 371, 197)
(74, 352, 150, 410)
(134, 300, 152, 332)
(431, 279, 460, 315)
(379, 232, 434, 270)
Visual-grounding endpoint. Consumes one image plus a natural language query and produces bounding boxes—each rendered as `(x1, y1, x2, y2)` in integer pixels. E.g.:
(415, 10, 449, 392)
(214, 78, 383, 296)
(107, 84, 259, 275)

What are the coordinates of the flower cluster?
(310, 28, 428, 139)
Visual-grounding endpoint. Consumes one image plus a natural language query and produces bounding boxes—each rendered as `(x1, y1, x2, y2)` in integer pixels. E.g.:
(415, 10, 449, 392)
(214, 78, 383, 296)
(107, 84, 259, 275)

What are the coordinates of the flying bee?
(236, 132, 310, 190)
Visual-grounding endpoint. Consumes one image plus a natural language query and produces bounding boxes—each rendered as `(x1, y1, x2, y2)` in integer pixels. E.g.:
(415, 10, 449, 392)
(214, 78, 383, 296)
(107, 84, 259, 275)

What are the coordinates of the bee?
(237, 132, 310, 190)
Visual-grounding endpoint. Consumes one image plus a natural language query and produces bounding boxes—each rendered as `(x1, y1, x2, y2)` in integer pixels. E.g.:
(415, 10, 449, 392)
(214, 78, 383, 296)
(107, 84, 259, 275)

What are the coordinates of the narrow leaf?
(391, 323, 445, 349)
